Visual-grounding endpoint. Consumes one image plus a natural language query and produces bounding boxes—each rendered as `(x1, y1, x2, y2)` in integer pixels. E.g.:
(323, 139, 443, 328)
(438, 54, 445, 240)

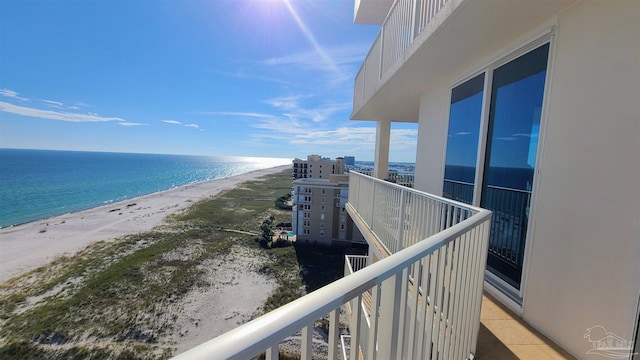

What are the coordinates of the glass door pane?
(482, 44, 549, 290)
(443, 73, 484, 204)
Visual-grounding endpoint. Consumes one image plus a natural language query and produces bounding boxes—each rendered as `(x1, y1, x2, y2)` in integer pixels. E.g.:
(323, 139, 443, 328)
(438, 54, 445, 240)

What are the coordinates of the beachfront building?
(174, 1, 639, 359)
(343, 156, 355, 166)
(291, 174, 361, 245)
(292, 155, 345, 180)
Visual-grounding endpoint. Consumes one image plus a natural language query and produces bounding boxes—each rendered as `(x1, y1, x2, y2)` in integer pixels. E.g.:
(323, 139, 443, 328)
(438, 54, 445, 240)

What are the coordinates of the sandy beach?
(0, 165, 290, 283)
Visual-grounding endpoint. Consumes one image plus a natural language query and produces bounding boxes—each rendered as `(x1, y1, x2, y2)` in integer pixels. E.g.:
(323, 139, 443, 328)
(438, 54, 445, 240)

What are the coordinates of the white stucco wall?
(522, 1, 640, 358)
(414, 86, 450, 195)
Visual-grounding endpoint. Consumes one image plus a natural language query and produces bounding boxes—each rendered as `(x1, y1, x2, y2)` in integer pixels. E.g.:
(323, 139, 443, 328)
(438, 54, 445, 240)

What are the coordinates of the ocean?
(0, 149, 292, 228)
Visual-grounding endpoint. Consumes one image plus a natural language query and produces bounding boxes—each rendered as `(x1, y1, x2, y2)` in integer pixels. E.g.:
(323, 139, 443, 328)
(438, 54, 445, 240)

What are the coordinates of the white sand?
(0, 165, 290, 283)
(171, 245, 277, 355)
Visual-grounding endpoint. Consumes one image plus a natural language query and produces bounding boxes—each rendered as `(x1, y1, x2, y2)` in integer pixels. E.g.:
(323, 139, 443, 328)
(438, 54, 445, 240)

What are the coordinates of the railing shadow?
(475, 323, 519, 359)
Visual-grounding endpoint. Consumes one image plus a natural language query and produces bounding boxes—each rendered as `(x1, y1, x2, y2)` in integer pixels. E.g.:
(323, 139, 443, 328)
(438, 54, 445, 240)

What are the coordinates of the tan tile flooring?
(475, 294, 576, 359)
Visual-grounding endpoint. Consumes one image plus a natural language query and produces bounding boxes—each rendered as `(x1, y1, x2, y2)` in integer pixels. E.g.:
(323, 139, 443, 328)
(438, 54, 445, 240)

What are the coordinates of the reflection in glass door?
(481, 44, 550, 290)
(443, 73, 484, 204)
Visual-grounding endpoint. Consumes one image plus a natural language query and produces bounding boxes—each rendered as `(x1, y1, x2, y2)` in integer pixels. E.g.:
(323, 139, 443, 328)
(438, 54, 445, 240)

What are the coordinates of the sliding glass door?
(481, 44, 550, 290)
(442, 43, 550, 291)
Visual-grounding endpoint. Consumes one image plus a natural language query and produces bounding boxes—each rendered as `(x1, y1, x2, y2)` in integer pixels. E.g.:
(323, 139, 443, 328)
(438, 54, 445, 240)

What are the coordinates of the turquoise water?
(0, 149, 291, 228)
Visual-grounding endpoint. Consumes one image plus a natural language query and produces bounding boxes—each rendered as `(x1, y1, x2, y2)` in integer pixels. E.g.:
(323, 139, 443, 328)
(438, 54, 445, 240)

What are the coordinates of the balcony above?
(351, 0, 576, 122)
(354, 0, 394, 24)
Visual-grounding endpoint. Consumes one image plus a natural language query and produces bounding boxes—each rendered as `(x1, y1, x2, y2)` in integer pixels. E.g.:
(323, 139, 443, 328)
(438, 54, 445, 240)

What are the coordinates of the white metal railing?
(349, 171, 474, 255)
(353, 0, 451, 113)
(173, 172, 491, 360)
(349, 169, 415, 188)
(346, 255, 369, 275)
(388, 172, 415, 188)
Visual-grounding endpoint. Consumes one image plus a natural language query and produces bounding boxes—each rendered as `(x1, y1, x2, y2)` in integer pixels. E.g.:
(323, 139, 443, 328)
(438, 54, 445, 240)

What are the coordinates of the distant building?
(292, 155, 345, 180)
(343, 156, 355, 166)
(291, 174, 362, 245)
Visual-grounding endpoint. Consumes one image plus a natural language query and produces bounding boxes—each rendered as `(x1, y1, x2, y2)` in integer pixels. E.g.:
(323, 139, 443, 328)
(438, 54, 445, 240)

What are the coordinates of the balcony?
(351, 0, 576, 122)
(353, 0, 454, 119)
(173, 171, 492, 359)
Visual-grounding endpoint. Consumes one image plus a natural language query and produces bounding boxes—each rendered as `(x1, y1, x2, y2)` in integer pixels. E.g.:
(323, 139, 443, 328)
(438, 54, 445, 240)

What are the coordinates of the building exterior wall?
(292, 175, 354, 245)
(522, 2, 640, 358)
(293, 155, 345, 180)
(414, 86, 450, 195)
(409, 1, 639, 357)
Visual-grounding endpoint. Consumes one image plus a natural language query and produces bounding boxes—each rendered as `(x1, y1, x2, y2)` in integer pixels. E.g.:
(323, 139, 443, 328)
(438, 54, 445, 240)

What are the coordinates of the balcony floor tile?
(476, 294, 576, 359)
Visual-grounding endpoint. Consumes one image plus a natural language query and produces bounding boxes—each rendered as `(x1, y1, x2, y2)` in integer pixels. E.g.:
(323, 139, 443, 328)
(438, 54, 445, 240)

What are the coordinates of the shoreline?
(0, 165, 290, 283)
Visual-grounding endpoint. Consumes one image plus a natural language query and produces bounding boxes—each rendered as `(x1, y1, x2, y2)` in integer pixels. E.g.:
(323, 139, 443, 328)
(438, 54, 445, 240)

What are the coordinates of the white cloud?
(455, 131, 471, 136)
(0, 101, 124, 123)
(42, 99, 64, 108)
(184, 124, 199, 128)
(209, 68, 294, 87)
(162, 120, 182, 125)
(201, 111, 280, 120)
(261, 95, 350, 123)
(263, 96, 302, 110)
(263, 43, 370, 85)
(119, 122, 147, 127)
(0, 89, 29, 101)
(264, 43, 368, 71)
(496, 136, 517, 141)
(512, 133, 537, 138)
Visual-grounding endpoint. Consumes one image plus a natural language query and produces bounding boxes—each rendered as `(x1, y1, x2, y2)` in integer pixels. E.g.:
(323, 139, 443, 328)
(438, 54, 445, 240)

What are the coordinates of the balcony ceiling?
(354, 0, 394, 24)
(351, 0, 577, 122)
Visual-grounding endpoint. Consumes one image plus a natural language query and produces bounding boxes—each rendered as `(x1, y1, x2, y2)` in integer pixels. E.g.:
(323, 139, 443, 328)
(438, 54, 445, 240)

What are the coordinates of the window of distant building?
(321, 205, 325, 212)
(320, 213, 325, 221)
(319, 230, 324, 237)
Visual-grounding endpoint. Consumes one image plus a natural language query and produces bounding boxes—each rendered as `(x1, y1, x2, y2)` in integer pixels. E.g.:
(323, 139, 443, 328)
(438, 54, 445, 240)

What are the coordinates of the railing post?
(378, 27, 385, 80)
(301, 324, 313, 360)
(349, 295, 363, 360)
(370, 179, 376, 227)
(410, 0, 418, 40)
(266, 346, 278, 360)
(366, 283, 381, 360)
(395, 189, 406, 252)
(328, 309, 340, 360)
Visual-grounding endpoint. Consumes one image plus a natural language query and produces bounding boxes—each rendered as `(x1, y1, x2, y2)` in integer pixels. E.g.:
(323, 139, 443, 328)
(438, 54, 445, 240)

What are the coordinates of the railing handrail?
(173, 198, 491, 360)
(352, 170, 481, 212)
(355, 30, 382, 80)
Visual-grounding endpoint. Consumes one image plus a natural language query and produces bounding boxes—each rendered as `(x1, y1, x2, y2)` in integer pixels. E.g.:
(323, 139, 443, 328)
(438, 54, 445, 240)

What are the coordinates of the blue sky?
(0, 0, 417, 162)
